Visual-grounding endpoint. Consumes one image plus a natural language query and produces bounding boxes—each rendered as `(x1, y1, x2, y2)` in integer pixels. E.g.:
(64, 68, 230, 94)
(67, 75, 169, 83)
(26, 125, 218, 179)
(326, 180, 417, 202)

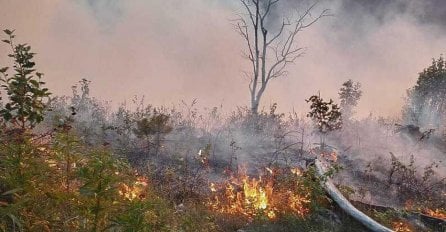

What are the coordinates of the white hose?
(315, 159, 394, 232)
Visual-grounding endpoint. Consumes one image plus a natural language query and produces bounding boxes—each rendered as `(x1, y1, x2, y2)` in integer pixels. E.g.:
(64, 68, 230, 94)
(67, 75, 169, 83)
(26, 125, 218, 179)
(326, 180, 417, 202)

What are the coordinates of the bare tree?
(234, 0, 330, 114)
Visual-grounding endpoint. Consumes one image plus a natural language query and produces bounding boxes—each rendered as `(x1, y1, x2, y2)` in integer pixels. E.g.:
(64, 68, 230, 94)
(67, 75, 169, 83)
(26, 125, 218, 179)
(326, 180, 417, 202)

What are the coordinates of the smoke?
(338, 0, 446, 29)
(259, 0, 446, 118)
(3, 0, 439, 207)
(83, 0, 124, 32)
(0, 0, 446, 118)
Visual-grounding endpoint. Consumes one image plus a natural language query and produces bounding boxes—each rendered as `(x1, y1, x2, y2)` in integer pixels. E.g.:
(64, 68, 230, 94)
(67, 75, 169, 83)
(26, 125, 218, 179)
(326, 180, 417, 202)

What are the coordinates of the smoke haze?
(1, 0, 446, 117)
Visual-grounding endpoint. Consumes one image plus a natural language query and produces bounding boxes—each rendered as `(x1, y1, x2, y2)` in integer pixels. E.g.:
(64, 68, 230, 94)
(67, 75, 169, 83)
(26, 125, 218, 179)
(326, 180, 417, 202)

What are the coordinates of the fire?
(207, 167, 310, 220)
(321, 152, 338, 162)
(242, 177, 270, 210)
(405, 200, 446, 220)
(424, 208, 446, 220)
(210, 182, 217, 192)
(119, 176, 149, 201)
(392, 221, 412, 232)
(290, 167, 302, 176)
(266, 167, 273, 175)
(197, 147, 210, 167)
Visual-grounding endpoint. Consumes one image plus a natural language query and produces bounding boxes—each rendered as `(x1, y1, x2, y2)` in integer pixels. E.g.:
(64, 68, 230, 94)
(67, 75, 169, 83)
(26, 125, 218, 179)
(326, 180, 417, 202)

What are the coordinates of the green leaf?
(3, 29, 14, 35)
(7, 214, 23, 230)
(2, 188, 23, 195)
(29, 79, 39, 86)
(0, 67, 8, 73)
(79, 186, 95, 196)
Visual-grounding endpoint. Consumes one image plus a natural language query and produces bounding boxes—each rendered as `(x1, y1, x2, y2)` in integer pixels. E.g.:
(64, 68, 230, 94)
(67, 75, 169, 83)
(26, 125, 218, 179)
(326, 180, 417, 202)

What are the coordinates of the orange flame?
(424, 208, 446, 220)
(405, 200, 446, 221)
(208, 167, 310, 220)
(119, 176, 149, 201)
(392, 221, 412, 232)
(321, 152, 338, 162)
(265, 167, 273, 175)
(290, 167, 302, 176)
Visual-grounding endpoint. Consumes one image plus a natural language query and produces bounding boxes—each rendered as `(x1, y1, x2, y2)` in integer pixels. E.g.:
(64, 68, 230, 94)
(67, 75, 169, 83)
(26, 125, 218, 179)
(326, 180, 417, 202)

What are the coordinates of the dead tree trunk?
(236, 0, 330, 114)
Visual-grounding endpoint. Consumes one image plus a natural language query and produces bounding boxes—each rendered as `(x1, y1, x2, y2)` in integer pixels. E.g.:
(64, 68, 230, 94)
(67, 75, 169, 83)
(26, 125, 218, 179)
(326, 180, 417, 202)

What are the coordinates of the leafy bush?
(388, 152, 445, 209)
(0, 30, 219, 232)
(0, 29, 50, 131)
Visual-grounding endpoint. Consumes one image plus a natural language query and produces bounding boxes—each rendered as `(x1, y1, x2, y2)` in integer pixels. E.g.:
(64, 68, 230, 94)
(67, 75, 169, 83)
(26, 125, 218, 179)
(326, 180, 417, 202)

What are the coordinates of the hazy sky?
(1, 0, 445, 117)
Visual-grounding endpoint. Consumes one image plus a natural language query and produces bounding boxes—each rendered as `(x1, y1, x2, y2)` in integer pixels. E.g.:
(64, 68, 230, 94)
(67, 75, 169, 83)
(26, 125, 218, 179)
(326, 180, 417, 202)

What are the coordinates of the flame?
(288, 191, 311, 217)
(329, 152, 338, 162)
(119, 176, 149, 201)
(265, 167, 273, 175)
(424, 208, 446, 220)
(197, 149, 209, 166)
(405, 200, 446, 221)
(392, 221, 412, 232)
(321, 152, 338, 162)
(45, 158, 58, 168)
(267, 210, 276, 219)
(290, 167, 302, 176)
(210, 182, 217, 192)
(207, 167, 310, 220)
(243, 177, 269, 210)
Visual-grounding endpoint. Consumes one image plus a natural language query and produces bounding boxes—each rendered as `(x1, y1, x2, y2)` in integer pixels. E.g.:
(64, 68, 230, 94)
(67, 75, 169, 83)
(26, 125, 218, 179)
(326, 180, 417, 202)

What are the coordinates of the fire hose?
(315, 159, 394, 232)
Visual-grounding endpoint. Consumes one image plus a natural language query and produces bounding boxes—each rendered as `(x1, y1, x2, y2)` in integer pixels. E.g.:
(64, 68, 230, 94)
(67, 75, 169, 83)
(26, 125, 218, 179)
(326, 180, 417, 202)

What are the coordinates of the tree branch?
(236, 0, 329, 113)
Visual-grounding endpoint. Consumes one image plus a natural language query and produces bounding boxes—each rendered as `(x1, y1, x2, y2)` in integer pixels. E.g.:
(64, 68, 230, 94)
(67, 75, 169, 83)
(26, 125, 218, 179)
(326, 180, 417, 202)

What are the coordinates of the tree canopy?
(338, 79, 362, 120)
(403, 56, 446, 129)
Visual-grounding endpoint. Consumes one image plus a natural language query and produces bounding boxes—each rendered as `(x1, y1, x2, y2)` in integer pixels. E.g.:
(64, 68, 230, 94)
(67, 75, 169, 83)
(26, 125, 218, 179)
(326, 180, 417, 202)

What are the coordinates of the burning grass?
(207, 166, 316, 221)
(424, 208, 446, 220)
(118, 175, 149, 201)
(405, 200, 446, 221)
(392, 220, 413, 232)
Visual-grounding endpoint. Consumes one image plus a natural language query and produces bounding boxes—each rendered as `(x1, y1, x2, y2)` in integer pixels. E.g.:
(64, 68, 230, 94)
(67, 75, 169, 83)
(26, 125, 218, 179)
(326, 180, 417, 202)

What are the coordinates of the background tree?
(235, 0, 330, 114)
(338, 79, 362, 121)
(306, 93, 342, 151)
(402, 56, 446, 130)
(133, 110, 172, 158)
(0, 29, 51, 131)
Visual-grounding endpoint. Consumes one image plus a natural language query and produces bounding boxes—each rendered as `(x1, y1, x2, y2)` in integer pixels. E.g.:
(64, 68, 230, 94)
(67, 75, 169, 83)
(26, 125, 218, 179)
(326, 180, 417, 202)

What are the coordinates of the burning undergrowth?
(392, 220, 413, 232)
(423, 208, 446, 221)
(206, 165, 332, 222)
(118, 175, 149, 201)
(37, 82, 446, 231)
